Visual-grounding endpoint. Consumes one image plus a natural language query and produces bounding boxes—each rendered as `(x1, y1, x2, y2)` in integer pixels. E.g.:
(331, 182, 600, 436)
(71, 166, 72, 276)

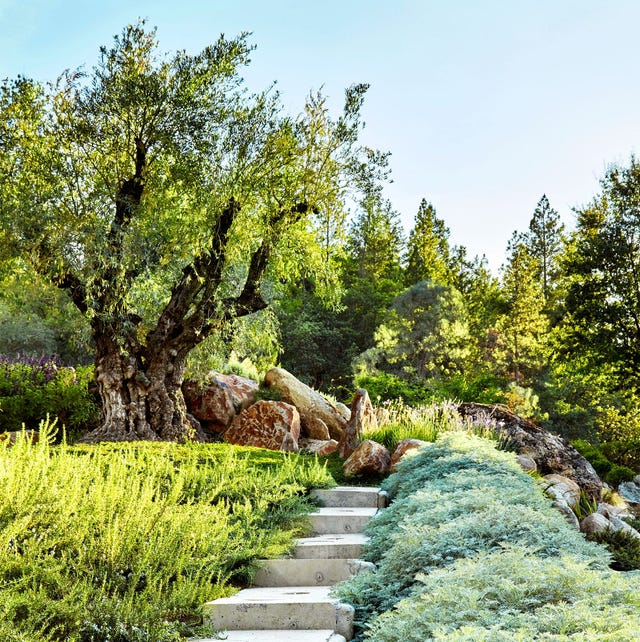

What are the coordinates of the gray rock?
(618, 481, 640, 504)
(610, 516, 640, 541)
(580, 512, 612, 536)
(596, 501, 631, 519)
(552, 498, 580, 530)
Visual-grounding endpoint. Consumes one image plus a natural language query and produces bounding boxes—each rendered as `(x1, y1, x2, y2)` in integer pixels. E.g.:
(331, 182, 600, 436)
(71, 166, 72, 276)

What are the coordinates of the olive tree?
(0, 23, 382, 441)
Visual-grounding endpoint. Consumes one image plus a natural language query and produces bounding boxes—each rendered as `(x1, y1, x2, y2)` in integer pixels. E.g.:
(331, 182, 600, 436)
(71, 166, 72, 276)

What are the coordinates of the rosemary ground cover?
(0, 424, 333, 641)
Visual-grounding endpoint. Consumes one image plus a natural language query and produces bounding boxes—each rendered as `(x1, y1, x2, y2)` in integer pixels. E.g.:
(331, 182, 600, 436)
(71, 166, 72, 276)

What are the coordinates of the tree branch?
(54, 271, 89, 314)
(147, 198, 240, 351)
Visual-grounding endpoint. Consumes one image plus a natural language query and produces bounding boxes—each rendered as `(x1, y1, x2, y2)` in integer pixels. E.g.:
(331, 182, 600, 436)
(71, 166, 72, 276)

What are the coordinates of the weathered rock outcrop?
(263, 368, 347, 440)
(183, 372, 258, 434)
(338, 388, 377, 458)
(343, 440, 391, 477)
(457, 403, 602, 501)
(224, 400, 300, 452)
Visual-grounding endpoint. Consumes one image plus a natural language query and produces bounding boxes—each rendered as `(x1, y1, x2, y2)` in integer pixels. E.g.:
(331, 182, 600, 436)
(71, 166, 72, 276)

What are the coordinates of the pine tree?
(405, 199, 452, 286)
(525, 194, 565, 302)
(495, 233, 548, 385)
(347, 194, 404, 282)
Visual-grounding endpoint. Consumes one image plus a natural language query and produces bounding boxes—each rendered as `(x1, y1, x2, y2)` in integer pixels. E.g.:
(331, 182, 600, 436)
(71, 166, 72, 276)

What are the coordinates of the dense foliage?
(336, 433, 640, 641)
(0, 355, 99, 440)
(0, 424, 333, 641)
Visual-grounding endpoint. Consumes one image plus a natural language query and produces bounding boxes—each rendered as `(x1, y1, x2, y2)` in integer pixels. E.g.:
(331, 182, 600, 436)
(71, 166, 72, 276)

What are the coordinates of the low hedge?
(336, 432, 640, 641)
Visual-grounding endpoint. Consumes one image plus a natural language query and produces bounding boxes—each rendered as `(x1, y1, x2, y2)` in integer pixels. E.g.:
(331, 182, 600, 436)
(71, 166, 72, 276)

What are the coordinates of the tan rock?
(542, 474, 581, 509)
(298, 438, 339, 456)
(343, 440, 391, 477)
(338, 389, 377, 458)
(183, 372, 258, 433)
(580, 512, 612, 536)
(516, 455, 537, 473)
(391, 438, 429, 472)
(263, 368, 347, 440)
(224, 401, 300, 452)
(303, 416, 331, 441)
(335, 402, 351, 422)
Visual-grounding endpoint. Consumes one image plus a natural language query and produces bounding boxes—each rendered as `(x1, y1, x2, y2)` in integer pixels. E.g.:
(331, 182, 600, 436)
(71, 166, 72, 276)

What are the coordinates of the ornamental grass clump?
(0, 421, 333, 641)
(335, 432, 639, 641)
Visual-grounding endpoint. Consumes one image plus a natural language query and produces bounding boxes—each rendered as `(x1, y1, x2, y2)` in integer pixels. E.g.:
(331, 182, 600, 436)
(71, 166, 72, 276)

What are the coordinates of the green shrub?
(600, 440, 640, 471)
(0, 356, 99, 440)
(434, 373, 506, 405)
(0, 422, 334, 641)
(363, 548, 640, 641)
(354, 372, 433, 406)
(572, 439, 613, 476)
(605, 463, 637, 486)
(587, 527, 640, 571)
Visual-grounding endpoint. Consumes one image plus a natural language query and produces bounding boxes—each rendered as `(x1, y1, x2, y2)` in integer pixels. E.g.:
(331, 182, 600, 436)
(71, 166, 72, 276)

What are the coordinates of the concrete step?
(294, 533, 369, 559)
(192, 631, 346, 641)
(308, 507, 378, 535)
(311, 486, 388, 508)
(252, 557, 375, 587)
(203, 586, 353, 639)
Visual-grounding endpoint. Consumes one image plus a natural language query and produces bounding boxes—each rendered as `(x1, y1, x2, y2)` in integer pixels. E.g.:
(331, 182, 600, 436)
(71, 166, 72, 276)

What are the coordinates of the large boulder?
(457, 403, 603, 501)
(183, 372, 258, 434)
(390, 438, 429, 472)
(542, 474, 581, 509)
(343, 440, 391, 477)
(338, 388, 377, 458)
(263, 368, 347, 440)
(224, 401, 300, 452)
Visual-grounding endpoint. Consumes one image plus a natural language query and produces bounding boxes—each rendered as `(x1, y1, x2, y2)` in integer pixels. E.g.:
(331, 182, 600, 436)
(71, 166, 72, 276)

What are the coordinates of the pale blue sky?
(2, 0, 640, 271)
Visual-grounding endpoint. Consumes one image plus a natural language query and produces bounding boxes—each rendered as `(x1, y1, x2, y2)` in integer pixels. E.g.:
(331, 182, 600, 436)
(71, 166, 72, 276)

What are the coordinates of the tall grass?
(0, 421, 333, 641)
(364, 401, 459, 452)
(365, 400, 515, 453)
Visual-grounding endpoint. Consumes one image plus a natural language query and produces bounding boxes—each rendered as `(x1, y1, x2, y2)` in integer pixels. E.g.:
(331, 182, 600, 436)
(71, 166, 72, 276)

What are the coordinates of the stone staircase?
(197, 486, 387, 642)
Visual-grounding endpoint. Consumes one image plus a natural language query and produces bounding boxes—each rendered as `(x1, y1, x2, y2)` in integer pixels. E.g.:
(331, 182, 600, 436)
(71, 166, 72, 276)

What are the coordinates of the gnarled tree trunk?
(83, 327, 196, 443)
